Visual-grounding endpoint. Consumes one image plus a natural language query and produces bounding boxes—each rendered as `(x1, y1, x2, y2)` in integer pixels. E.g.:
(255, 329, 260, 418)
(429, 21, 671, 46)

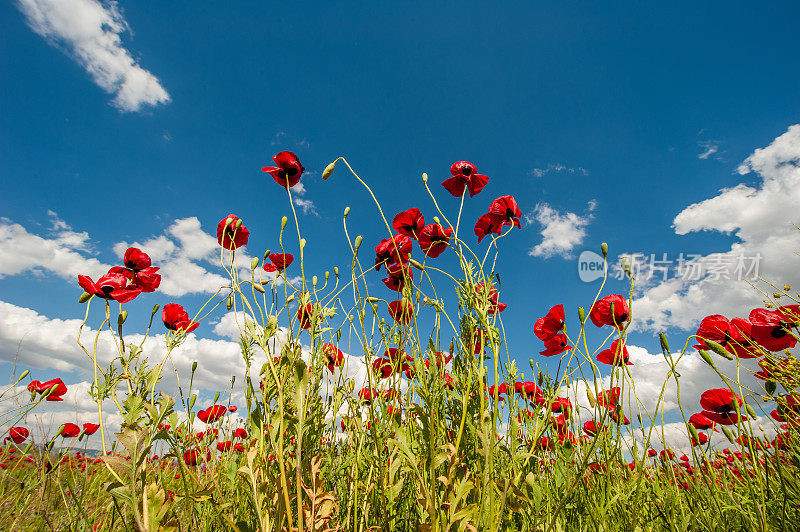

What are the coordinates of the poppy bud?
(214, 392, 220, 403)
(422, 172, 428, 183)
(17, 370, 29, 382)
(765, 380, 776, 395)
(433, 216, 441, 225)
(23, 442, 33, 455)
(343, 206, 350, 218)
(353, 235, 363, 252)
(578, 307, 586, 324)
(659, 333, 669, 353)
(226, 296, 233, 310)
(688, 423, 699, 442)
(312, 275, 318, 287)
(281, 216, 288, 229)
(251, 257, 259, 270)
(601, 242, 608, 258)
(324, 271, 329, 280)
(191, 361, 198, 373)
(189, 395, 197, 409)
(745, 404, 757, 418)
(322, 160, 337, 180)
(254, 283, 265, 294)
(408, 259, 424, 271)
(264, 250, 271, 260)
(698, 349, 715, 367)
(286, 294, 296, 303)
(703, 339, 734, 360)
(721, 426, 735, 443)
(151, 304, 160, 317)
(300, 238, 306, 249)
(78, 291, 92, 303)
(235, 219, 243, 229)
(586, 387, 596, 408)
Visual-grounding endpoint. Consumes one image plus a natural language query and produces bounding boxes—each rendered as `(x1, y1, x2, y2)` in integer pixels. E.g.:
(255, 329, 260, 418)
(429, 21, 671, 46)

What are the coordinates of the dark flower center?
(285, 166, 298, 177)
(461, 166, 472, 176)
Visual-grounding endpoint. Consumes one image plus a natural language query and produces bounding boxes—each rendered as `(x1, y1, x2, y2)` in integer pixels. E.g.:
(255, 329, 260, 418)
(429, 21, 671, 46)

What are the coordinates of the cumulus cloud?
(290, 182, 318, 216)
(526, 202, 593, 259)
(16, 0, 170, 112)
(633, 124, 800, 330)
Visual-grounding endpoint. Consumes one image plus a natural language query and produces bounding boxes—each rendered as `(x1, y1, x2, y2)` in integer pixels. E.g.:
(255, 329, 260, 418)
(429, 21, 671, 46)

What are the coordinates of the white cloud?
(290, 182, 318, 216)
(697, 140, 721, 160)
(634, 124, 800, 330)
(16, 0, 170, 112)
(529, 164, 589, 178)
(526, 202, 593, 259)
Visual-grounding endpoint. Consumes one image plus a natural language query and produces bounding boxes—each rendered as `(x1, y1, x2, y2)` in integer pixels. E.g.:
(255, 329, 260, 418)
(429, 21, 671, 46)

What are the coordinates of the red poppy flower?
(609, 409, 630, 425)
(322, 343, 345, 373)
(132, 267, 161, 293)
(234, 428, 248, 439)
(475, 283, 507, 314)
(659, 449, 675, 460)
(694, 314, 734, 350)
(217, 441, 233, 452)
(31, 378, 68, 401)
(388, 300, 414, 324)
(536, 437, 553, 451)
(534, 304, 565, 341)
(183, 449, 210, 466)
(474, 213, 504, 243)
(748, 308, 798, 352)
(589, 295, 629, 329)
(78, 269, 142, 304)
(216, 214, 250, 250)
(464, 328, 489, 354)
(583, 420, 603, 436)
(374, 234, 413, 270)
(358, 387, 376, 402)
(228, 406, 238, 413)
(268, 253, 294, 272)
(382, 262, 413, 291)
(262, 151, 305, 188)
(551, 397, 572, 416)
(372, 358, 394, 379)
(597, 387, 620, 409)
(488, 383, 509, 399)
(699, 388, 744, 425)
(540, 333, 572, 357)
(726, 318, 762, 358)
(60, 423, 80, 438)
(417, 224, 453, 258)
(162, 303, 199, 333)
(83, 423, 100, 435)
(646, 449, 657, 458)
(392, 208, 425, 239)
(443, 373, 455, 390)
(487, 195, 522, 229)
(688, 413, 716, 431)
(5, 427, 29, 444)
(428, 350, 453, 368)
(515, 381, 544, 404)
(123, 247, 152, 271)
(296, 303, 317, 329)
(442, 161, 489, 197)
(691, 432, 709, 446)
(198, 405, 227, 424)
(597, 339, 633, 366)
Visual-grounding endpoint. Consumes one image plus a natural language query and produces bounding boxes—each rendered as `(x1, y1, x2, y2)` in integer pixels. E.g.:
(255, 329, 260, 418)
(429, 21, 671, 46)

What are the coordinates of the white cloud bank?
(16, 0, 170, 112)
(526, 202, 594, 259)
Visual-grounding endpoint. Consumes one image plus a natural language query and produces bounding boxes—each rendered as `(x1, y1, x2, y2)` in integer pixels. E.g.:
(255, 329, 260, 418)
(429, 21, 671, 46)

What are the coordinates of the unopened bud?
(784, 285, 791, 291)
(312, 275, 318, 287)
(578, 307, 586, 324)
(586, 387, 596, 408)
(251, 257, 259, 270)
(300, 238, 306, 249)
(324, 271, 329, 280)
(433, 216, 441, 225)
(226, 296, 234, 310)
(721, 426, 735, 443)
(765, 380, 777, 395)
(366, 297, 381, 303)
(343, 206, 350, 218)
(235, 219, 243, 229)
(334, 266, 339, 277)
(422, 172, 428, 183)
(189, 395, 197, 410)
(322, 160, 337, 180)
(703, 339, 734, 360)
(698, 350, 716, 368)
(353, 235, 363, 253)
(601, 242, 608, 258)
(745, 404, 757, 418)
(264, 250, 271, 260)
(659, 333, 669, 353)
(688, 423, 699, 442)
(254, 283, 265, 294)
(78, 292, 92, 304)
(231, 375, 236, 386)
(281, 216, 288, 229)
(409, 259, 424, 270)
(191, 361, 198, 373)
(151, 304, 160, 317)
(213, 392, 220, 403)
(118, 310, 128, 326)
(17, 370, 29, 382)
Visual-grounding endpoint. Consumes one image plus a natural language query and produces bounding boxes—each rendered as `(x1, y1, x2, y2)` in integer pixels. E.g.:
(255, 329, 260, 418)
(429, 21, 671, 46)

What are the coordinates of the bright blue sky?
(2, 1, 800, 434)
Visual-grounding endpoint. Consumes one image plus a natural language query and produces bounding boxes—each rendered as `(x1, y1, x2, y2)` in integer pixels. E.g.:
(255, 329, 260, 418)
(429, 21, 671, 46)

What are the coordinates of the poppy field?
(1, 153, 799, 531)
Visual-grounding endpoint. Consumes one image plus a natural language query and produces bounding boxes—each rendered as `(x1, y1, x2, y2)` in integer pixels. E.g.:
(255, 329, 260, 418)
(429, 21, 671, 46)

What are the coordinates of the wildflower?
(417, 224, 453, 258)
(234, 443, 245, 452)
(699, 388, 745, 426)
(473, 213, 504, 243)
(583, 420, 603, 437)
(688, 413, 716, 431)
(60, 423, 80, 438)
(388, 300, 414, 324)
(262, 151, 305, 188)
(487, 195, 522, 229)
(4, 427, 29, 444)
(749, 308, 798, 351)
(268, 253, 294, 272)
(29, 378, 68, 401)
(216, 214, 250, 250)
(442, 161, 489, 197)
(534, 304, 565, 341)
(198, 405, 227, 424)
(183, 449, 209, 466)
(475, 283, 507, 314)
(122, 247, 151, 271)
(162, 303, 199, 333)
(596, 339, 633, 366)
(83, 423, 100, 435)
(727, 318, 762, 358)
(647, 449, 657, 458)
(296, 302, 317, 329)
(78, 268, 141, 304)
(597, 387, 621, 409)
(322, 343, 345, 373)
(589, 295, 629, 329)
(488, 383, 509, 399)
(694, 315, 733, 350)
(392, 208, 425, 239)
(382, 262, 413, 291)
(551, 398, 572, 417)
(217, 441, 233, 452)
(691, 432, 709, 446)
(228, 406, 237, 413)
(374, 234, 413, 270)
(372, 358, 394, 379)
(233, 428, 248, 439)
(515, 381, 544, 404)
(540, 333, 572, 357)
(358, 388, 376, 403)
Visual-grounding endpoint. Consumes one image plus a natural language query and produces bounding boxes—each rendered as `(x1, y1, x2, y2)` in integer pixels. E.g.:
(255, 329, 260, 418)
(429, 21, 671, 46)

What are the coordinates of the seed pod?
(251, 257, 259, 270)
(322, 160, 337, 180)
(343, 206, 350, 218)
(78, 291, 92, 304)
(226, 296, 234, 310)
(702, 339, 734, 360)
(601, 242, 608, 258)
(118, 310, 128, 326)
(765, 380, 777, 396)
(721, 426, 735, 444)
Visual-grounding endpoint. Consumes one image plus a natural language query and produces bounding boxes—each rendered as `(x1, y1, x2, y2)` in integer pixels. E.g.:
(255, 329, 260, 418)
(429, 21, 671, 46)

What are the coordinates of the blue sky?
(2, 1, 800, 446)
